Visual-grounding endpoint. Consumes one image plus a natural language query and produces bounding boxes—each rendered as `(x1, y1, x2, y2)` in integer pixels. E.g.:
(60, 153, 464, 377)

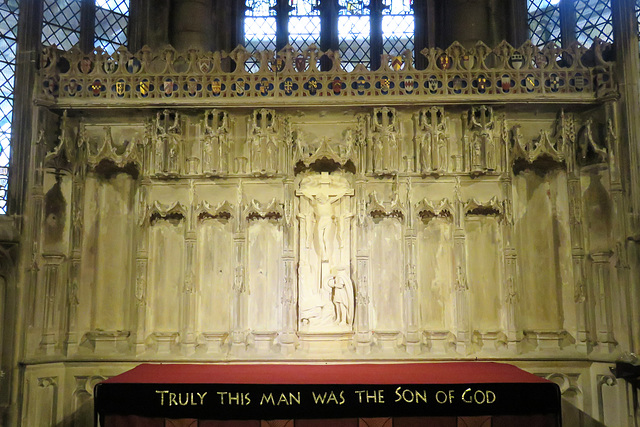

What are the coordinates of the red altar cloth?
(95, 362, 561, 427)
(101, 362, 551, 386)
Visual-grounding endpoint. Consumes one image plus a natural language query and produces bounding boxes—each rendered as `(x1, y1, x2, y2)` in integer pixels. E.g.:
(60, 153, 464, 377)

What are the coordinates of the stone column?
(453, 179, 470, 353)
(611, 0, 640, 354)
(279, 179, 297, 354)
(440, 0, 522, 48)
(590, 251, 615, 348)
(181, 182, 197, 354)
(500, 176, 522, 350)
(170, 0, 214, 51)
(11, 0, 44, 219)
(128, 0, 171, 51)
(230, 182, 247, 354)
(403, 180, 420, 354)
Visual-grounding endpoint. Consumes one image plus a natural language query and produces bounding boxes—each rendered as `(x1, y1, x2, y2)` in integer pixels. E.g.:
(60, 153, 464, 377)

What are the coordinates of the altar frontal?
(94, 363, 561, 426)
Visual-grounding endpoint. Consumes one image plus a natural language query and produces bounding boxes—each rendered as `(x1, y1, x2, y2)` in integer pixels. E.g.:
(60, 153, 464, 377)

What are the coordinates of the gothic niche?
(464, 106, 499, 173)
(416, 107, 449, 175)
(371, 107, 400, 175)
(153, 110, 182, 176)
(201, 109, 231, 176)
(249, 109, 280, 176)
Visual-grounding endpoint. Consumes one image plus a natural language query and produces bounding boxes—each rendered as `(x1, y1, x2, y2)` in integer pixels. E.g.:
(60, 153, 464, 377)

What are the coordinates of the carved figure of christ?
(299, 176, 351, 262)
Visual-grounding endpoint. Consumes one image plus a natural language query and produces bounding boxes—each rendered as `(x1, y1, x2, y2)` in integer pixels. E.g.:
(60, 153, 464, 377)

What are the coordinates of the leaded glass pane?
(245, 0, 277, 72)
(382, 0, 413, 57)
(575, 0, 613, 45)
(527, 0, 561, 47)
(42, 0, 81, 50)
(289, 0, 320, 52)
(339, 0, 370, 71)
(95, 0, 129, 54)
(0, 0, 17, 213)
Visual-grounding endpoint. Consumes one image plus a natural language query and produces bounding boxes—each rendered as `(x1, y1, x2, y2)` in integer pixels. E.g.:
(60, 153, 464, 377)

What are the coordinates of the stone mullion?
(500, 177, 521, 350)
(412, 0, 434, 70)
(319, 0, 339, 71)
(80, 0, 96, 53)
(230, 182, 247, 353)
(280, 179, 297, 353)
(11, 0, 43, 219)
(559, 0, 576, 47)
(369, 0, 383, 71)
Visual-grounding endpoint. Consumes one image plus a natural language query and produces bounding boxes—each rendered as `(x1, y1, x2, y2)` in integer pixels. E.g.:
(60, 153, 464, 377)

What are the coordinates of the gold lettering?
(486, 390, 496, 404)
(178, 393, 189, 406)
(277, 393, 289, 405)
(156, 390, 169, 405)
(355, 389, 384, 403)
(416, 390, 427, 403)
(339, 391, 345, 405)
(169, 393, 178, 406)
(435, 390, 448, 404)
(289, 392, 301, 405)
(326, 391, 338, 404)
(474, 390, 486, 404)
(448, 390, 455, 403)
(395, 386, 402, 402)
(261, 393, 275, 405)
(462, 388, 472, 403)
(312, 392, 326, 404)
(228, 392, 241, 405)
(217, 391, 227, 404)
(244, 392, 251, 405)
(197, 392, 207, 405)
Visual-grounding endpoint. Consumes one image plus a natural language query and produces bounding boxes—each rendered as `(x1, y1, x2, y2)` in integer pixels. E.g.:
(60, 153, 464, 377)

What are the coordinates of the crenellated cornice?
(37, 40, 615, 108)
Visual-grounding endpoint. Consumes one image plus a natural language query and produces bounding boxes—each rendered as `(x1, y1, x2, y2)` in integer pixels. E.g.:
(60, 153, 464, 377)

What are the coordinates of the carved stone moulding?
(244, 199, 282, 221)
(295, 138, 356, 175)
(368, 192, 404, 220)
(82, 330, 131, 354)
(464, 197, 502, 217)
(148, 201, 188, 225)
(196, 200, 232, 222)
(416, 198, 453, 222)
(522, 330, 575, 352)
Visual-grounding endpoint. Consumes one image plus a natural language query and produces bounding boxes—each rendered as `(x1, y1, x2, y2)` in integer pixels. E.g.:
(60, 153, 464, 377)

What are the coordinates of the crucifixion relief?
(297, 172, 354, 331)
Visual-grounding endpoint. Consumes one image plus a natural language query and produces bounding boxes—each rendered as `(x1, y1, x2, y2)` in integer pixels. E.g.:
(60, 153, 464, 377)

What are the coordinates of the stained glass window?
(42, 0, 81, 50)
(528, 0, 561, 47)
(95, 0, 129, 53)
(245, 0, 277, 71)
(0, 0, 18, 214)
(339, 0, 371, 71)
(245, 0, 277, 53)
(382, 0, 413, 58)
(289, 0, 320, 52)
(575, 0, 613, 45)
